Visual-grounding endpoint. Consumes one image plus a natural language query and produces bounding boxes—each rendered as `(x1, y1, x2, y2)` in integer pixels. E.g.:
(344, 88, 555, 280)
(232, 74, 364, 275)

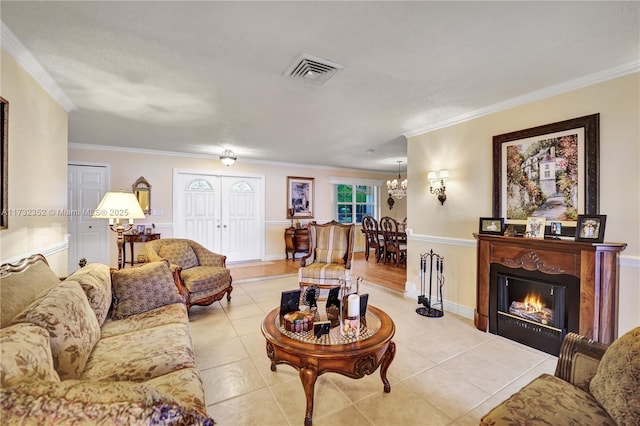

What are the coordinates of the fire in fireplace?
(489, 265, 579, 355)
(509, 292, 554, 326)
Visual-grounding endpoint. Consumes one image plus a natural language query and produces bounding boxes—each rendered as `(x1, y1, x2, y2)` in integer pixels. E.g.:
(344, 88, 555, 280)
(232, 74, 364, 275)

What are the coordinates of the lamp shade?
(439, 170, 449, 179)
(92, 192, 146, 221)
(427, 171, 437, 182)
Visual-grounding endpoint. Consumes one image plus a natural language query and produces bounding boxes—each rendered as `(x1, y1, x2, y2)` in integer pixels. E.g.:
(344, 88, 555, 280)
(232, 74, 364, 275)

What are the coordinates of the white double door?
(173, 170, 263, 262)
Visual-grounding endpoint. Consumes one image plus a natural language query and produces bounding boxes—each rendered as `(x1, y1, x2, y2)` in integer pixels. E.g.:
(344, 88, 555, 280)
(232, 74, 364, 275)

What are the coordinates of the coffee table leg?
(380, 341, 396, 393)
(300, 366, 318, 426)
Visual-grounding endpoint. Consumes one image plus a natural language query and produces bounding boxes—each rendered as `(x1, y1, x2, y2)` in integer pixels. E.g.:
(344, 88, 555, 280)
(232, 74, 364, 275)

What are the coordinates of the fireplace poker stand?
(416, 249, 445, 318)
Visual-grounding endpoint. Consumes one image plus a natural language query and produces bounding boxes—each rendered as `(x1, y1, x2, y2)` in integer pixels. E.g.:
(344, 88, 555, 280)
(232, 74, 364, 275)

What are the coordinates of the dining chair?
(362, 215, 384, 262)
(380, 216, 407, 267)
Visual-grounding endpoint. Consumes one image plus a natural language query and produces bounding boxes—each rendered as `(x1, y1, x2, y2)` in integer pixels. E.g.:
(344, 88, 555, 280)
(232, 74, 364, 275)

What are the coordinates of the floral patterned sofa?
(0, 254, 214, 425)
(481, 327, 640, 425)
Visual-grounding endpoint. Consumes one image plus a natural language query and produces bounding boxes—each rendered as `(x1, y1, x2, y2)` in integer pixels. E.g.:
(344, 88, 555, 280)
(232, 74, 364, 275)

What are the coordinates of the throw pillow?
(66, 263, 112, 325)
(589, 327, 640, 424)
(0, 323, 61, 387)
(0, 256, 61, 328)
(9, 280, 102, 380)
(158, 242, 199, 270)
(110, 260, 183, 320)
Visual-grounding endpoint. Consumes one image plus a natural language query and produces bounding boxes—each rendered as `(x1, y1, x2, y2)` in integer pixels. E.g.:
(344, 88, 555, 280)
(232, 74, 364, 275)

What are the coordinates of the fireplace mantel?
(474, 234, 626, 344)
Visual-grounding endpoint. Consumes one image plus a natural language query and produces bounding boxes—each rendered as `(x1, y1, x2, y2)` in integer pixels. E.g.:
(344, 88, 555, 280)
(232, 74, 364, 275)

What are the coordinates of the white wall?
(0, 48, 69, 275)
(406, 73, 640, 335)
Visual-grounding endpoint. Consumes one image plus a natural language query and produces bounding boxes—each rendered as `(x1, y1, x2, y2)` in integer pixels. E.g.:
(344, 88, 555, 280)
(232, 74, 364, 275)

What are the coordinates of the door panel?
(221, 178, 261, 261)
(176, 174, 221, 252)
(174, 171, 262, 262)
(68, 165, 108, 272)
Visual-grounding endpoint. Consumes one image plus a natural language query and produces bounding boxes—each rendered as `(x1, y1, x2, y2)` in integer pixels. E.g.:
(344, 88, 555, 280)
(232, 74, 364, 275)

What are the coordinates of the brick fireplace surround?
(475, 234, 626, 345)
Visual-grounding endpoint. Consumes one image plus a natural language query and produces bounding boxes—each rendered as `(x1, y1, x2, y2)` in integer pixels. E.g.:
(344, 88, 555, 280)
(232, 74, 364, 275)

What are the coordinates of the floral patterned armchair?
(145, 239, 232, 309)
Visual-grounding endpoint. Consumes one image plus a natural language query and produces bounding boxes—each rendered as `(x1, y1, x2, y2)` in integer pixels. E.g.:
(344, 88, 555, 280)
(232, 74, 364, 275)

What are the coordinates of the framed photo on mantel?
(478, 217, 504, 235)
(575, 214, 607, 243)
(492, 114, 600, 235)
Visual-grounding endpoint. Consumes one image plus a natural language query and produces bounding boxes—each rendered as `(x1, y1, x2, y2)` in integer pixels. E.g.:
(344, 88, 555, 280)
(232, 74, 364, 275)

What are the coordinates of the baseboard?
(404, 280, 474, 320)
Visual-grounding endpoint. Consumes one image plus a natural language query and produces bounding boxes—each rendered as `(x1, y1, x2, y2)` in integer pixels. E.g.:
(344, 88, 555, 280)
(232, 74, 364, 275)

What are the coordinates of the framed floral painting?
(493, 114, 599, 234)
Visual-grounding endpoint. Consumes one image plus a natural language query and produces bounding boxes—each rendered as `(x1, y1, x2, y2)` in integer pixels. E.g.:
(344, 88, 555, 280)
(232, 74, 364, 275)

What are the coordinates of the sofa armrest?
(555, 332, 608, 391)
(170, 265, 190, 304)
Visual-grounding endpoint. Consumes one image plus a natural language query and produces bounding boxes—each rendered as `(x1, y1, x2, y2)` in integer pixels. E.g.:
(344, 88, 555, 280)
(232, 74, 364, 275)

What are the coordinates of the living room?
(1, 2, 639, 424)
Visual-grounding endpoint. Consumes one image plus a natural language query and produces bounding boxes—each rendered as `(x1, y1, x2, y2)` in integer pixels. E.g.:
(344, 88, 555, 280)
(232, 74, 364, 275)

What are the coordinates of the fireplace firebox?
(489, 265, 579, 355)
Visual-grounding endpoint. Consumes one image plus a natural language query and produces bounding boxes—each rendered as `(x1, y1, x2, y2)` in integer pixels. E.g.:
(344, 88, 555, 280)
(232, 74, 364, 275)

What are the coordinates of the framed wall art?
(287, 176, 314, 219)
(492, 114, 599, 234)
(478, 217, 504, 235)
(575, 214, 606, 243)
(1, 97, 8, 230)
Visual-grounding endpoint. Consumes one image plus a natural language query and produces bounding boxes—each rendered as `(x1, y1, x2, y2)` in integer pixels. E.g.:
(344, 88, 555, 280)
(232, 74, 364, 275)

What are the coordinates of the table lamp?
(92, 191, 146, 268)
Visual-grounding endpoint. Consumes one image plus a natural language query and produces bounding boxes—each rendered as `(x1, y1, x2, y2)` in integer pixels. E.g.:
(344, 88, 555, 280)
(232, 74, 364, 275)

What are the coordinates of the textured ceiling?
(2, 1, 639, 172)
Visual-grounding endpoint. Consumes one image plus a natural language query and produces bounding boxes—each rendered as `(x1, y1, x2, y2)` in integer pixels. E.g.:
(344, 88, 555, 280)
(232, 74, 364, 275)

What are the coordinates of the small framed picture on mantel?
(575, 215, 606, 243)
(478, 217, 504, 235)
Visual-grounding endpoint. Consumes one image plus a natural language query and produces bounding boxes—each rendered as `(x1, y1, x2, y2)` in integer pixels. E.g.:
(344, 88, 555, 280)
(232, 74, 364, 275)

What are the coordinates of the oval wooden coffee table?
(261, 305, 396, 426)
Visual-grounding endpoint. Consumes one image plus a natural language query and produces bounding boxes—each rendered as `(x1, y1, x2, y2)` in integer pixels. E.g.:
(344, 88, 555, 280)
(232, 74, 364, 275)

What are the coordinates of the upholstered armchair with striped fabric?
(298, 221, 355, 299)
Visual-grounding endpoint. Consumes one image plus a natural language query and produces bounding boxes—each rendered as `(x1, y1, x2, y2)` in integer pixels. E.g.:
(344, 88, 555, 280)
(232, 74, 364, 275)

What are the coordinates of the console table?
(284, 227, 309, 260)
(474, 234, 626, 344)
(121, 233, 161, 268)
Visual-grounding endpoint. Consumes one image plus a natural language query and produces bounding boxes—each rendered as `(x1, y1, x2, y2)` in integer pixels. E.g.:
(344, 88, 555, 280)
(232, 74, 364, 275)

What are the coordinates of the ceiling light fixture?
(387, 161, 408, 199)
(220, 149, 237, 167)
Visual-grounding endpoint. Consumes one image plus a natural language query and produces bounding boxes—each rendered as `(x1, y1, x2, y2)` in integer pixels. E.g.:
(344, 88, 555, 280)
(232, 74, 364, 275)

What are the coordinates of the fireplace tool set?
(417, 249, 445, 318)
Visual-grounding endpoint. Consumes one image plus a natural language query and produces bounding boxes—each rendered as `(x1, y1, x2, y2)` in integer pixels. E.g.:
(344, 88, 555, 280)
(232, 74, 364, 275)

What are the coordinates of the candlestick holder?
(287, 207, 294, 228)
(339, 277, 362, 338)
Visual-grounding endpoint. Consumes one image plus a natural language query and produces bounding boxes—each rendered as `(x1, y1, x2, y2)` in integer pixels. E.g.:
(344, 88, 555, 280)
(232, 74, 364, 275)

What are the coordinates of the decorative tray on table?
(276, 307, 380, 345)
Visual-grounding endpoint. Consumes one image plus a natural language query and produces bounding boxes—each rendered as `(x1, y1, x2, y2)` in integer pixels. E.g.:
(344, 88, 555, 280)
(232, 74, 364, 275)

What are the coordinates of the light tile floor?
(189, 276, 557, 425)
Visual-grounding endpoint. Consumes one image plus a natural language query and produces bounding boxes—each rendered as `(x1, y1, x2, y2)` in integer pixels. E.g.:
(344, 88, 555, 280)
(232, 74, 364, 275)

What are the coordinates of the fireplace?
(474, 234, 626, 346)
(489, 265, 580, 355)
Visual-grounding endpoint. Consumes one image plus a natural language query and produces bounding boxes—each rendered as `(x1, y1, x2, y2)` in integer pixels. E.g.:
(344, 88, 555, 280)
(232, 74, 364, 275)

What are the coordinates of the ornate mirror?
(132, 176, 151, 215)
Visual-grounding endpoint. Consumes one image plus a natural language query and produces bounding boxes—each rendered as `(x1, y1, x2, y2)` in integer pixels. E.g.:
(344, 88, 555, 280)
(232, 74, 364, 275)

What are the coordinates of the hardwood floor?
(227, 252, 406, 293)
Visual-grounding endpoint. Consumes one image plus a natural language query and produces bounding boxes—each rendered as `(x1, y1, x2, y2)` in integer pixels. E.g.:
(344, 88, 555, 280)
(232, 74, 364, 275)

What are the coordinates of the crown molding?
(404, 60, 640, 138)
(1, 22, 76, 112)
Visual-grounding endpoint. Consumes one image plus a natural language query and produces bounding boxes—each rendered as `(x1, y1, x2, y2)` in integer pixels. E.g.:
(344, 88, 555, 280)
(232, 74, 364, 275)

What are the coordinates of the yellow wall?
(67, 147, 406, 264)
(407, 73, 640, 335)
(0, 48, 69, 275)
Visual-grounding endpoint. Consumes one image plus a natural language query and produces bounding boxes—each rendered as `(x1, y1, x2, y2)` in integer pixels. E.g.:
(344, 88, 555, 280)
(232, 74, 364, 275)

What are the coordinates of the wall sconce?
(220, 149, 237, 166)
(427, 170, 449, 205)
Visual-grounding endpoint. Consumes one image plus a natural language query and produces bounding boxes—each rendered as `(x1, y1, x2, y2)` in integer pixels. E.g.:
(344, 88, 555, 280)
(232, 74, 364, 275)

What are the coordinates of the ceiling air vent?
(284, 53, 344, 86)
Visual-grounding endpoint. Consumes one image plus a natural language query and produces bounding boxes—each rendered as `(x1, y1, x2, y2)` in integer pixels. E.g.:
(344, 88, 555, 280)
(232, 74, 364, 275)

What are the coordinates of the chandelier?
(387, 161, 408, 199)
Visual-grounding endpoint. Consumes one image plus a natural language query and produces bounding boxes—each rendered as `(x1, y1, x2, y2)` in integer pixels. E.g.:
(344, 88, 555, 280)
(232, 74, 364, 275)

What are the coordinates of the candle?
(347, 294, 360, 317)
